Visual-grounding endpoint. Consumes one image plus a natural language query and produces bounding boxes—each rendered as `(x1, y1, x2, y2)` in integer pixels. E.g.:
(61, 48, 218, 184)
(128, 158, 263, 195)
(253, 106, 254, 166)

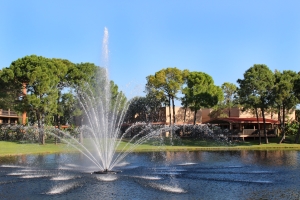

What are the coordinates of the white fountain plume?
(47, 27, 177, 173)
(102, 27, 109, 69)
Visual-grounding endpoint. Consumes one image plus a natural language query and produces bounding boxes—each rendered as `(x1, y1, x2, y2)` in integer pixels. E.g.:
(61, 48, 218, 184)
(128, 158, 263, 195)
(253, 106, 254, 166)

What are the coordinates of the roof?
(203, 117, 280, 124)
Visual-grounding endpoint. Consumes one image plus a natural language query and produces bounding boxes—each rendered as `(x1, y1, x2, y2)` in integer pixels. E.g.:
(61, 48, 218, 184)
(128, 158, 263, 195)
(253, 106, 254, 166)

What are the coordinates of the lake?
(0, 150, 299, 200)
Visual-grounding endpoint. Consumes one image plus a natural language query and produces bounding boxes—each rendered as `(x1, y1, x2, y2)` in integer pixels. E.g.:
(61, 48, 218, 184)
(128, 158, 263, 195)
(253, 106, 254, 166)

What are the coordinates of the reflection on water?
(0, 150, 300, 200)
(240, 150, 299, 167)
(162, 150, 299, 167)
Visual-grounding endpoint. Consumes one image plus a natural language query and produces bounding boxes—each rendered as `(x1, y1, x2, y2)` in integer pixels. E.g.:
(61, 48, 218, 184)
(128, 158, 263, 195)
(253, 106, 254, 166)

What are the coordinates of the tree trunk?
(171, 96, 176, 125)
(56, 91, 61, 144)
(183, 107, 187, 135)
(168, 96, 171, 126)
(193, 110, 197, 125)
(255, 107, 261, 145)
(41, 114, 45, 145)
(183, 107, 187, 124)
(57, 114, 61, 144)
(37, 113, 45, 145)
(277, 105, 282, 131)
(278, 104, 286, 144)
(261, 108, 268, 144)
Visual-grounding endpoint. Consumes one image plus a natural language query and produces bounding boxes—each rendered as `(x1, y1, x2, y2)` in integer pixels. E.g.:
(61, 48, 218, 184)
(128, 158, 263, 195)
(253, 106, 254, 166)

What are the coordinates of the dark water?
(0, 150, 300, 200)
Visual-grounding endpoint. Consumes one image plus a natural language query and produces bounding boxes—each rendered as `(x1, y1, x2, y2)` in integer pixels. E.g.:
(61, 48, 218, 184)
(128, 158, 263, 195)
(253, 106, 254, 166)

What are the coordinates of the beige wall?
(161, 106, 295, 124)
(239, 109, 295, 121)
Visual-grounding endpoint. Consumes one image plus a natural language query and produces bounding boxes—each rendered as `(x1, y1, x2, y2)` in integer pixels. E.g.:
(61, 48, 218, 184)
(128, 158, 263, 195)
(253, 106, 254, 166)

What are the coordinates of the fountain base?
(93, 170, 120, 174)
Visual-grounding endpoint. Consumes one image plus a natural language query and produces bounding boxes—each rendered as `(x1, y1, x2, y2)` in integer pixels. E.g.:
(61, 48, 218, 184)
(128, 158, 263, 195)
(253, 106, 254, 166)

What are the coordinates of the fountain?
(48, 27, 176, 174)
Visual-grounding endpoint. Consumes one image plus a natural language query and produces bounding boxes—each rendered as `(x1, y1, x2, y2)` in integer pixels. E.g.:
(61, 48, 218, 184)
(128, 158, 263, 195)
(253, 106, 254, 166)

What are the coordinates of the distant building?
(160, 106, 295, 125)
(0, 83, 27, 125)
(157, 106, 295, 139)
(0, 109, 20, 124)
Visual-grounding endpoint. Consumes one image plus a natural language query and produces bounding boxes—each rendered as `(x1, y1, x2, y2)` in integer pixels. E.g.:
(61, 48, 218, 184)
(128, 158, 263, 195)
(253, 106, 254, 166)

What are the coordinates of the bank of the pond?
(1, 140, 300, 157)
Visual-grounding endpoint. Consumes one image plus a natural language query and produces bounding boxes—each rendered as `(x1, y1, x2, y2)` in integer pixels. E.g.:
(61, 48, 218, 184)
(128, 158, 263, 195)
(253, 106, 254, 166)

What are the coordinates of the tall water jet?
(50, 27, 174, 174)
(102, 27, 109, 69)
(76, 27, 126, 172)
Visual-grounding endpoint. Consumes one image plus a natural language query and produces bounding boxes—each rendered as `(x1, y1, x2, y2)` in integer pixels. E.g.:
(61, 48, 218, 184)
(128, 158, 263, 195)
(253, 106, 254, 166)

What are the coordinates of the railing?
(243, 129, 259, 135)
(242, 129, 275, 136)
(0, 109, 18, 117)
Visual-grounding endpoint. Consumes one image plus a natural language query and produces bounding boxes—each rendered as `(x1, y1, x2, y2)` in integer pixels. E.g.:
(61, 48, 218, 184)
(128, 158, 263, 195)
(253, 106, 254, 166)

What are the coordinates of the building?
(158, 106, 295, 139)
(0, 109, 27, 125)
(0, 83, 27, 125)
(160, 106, 295, 125)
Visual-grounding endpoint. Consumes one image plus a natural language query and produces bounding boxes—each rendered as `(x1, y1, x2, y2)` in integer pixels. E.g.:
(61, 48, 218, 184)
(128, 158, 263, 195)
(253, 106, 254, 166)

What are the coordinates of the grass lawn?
(1, 136, 300, 157)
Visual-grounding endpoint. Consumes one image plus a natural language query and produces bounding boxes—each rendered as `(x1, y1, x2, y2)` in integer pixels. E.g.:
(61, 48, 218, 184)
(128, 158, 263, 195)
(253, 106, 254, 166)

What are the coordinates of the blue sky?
(1, 1, 300, 103)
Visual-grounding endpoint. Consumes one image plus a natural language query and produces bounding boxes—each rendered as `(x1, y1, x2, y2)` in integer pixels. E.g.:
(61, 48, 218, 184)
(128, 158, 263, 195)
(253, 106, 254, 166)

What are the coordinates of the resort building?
(0, 109, 26, 125)
(0, 83, 27, 125)
(0, 109, 19, 124)
(160, 106, 295, 124)
(158, 106, 295, 139)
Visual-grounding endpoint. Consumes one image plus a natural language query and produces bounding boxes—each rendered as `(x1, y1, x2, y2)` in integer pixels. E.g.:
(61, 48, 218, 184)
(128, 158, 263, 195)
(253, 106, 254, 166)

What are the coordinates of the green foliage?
(208, 82, 237, 119)
(0, 55, 126, 144)
(146, 67, 188, 124)
(293, 72, 300, 100)
(182, 71, 223, 124)
(0, 75, 21, 109)
(110, 80, 127, 112)
(208, 103, 229, 118)
(273, 70, 298, 106)
(68, 62, 98, 88)
(0, 125, 25, 141)
(147, 67, 187, 98)
(237, 64, 275, 143)
(237, 64, 275, 110)
(285, 121, 299, 136)
(58, 93, 81, 125)
(1, 55, 64, 144)
(125, 93, 164, 123)
(273, 70, 299, 120)
(222, 82, 237, 110)
(125, 96, 148, 123)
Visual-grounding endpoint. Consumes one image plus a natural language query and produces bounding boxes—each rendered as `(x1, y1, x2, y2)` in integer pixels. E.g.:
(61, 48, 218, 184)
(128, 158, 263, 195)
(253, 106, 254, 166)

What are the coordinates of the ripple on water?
(1, 165, 26, 168)
(149, 183, 187, 193)
(249, 170, 274, 174)
(177, 162, 197, 166)
(20, 169, 38, 172)
(20, 174, 50, 179)
(153, 172, 182, 175)
(7, 172, 28, 176)
(132, 175, 162, 180)
(47, 182, 81, 195)
(115, 161, 130, 167)
(51, 175, 78, 181)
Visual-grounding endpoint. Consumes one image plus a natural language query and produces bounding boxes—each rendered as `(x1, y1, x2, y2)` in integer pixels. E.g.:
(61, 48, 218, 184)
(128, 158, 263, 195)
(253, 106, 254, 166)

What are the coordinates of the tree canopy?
(0, 55, 126, 144)
(146, 67, 188, 125)
(273, 70, 299, 143)
(237, 64, 275, 144)
(182, 71, 223, 125)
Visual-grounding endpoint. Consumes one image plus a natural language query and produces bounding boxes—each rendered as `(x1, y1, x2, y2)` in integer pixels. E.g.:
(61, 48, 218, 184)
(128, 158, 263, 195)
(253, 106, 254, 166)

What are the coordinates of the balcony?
(0, 109, 19, 117)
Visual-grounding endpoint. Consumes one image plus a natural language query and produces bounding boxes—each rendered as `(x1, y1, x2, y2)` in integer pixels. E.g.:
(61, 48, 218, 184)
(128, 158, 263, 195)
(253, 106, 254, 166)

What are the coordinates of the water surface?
(0, 150, 299, 200)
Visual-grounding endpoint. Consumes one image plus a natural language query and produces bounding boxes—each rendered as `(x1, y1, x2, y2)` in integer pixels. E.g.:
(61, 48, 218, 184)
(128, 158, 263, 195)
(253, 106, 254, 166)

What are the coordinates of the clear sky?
(1, 0, 300, 103)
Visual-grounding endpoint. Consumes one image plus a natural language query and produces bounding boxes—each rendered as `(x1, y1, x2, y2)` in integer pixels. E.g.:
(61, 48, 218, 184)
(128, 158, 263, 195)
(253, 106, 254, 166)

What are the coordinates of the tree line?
(0, 55, 125, 144)
(1, 55, 300, 145)
(130, 65, 300, 144)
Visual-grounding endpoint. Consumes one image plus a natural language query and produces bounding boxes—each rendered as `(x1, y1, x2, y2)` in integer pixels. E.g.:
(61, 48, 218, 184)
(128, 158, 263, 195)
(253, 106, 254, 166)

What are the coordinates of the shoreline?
(1, 142, 300, 157)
